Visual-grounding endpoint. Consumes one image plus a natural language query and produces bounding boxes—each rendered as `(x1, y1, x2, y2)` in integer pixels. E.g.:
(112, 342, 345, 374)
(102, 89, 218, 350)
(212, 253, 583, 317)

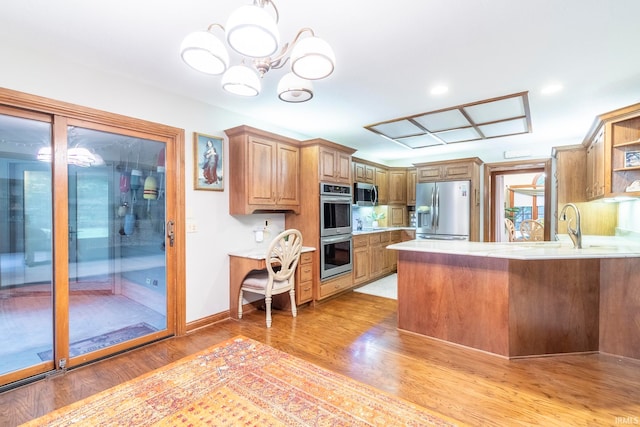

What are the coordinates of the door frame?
(483, 159, 552, 242)
(0, 87, 186, 387)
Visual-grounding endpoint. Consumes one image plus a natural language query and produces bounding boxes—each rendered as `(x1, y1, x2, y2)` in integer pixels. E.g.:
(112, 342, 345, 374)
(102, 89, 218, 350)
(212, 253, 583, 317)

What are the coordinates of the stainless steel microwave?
(353, 182, 378, 206)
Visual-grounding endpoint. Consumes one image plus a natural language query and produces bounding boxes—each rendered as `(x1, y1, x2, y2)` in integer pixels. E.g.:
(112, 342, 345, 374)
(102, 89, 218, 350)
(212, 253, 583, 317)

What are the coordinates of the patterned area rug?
(24, 336, 458, 426)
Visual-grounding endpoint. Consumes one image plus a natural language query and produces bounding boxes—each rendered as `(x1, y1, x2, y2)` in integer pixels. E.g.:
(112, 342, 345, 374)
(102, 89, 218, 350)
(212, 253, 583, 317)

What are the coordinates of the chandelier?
(180, 0, 336, 103)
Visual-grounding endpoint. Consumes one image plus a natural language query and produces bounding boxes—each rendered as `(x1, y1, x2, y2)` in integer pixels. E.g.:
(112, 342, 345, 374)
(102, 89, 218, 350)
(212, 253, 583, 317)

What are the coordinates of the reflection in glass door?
(0, 113, 54, 377)
(1, 108, 171, 387)
(66, 126, 167, 362)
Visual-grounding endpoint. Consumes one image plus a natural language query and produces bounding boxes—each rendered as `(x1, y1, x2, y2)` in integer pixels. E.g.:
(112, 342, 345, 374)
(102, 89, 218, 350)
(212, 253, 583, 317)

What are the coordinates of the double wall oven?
(319, 182, 352, 280)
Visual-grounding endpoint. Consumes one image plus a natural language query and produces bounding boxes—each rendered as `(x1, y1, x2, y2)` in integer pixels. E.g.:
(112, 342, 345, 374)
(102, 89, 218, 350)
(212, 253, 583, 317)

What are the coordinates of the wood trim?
(0, 88, 187, 338)
(483, 159, 551, 242)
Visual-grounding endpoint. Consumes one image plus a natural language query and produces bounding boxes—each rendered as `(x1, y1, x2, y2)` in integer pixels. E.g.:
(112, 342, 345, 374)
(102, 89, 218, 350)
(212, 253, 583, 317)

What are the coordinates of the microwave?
(353, 182, 378, 206)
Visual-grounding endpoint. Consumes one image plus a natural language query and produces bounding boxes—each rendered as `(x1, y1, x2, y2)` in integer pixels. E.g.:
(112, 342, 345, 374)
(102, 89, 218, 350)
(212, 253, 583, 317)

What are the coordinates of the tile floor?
(353, 273, 397, 299)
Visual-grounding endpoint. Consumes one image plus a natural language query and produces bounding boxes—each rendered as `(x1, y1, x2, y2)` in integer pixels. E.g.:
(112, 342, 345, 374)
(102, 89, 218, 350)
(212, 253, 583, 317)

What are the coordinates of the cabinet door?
(319, 147, 351, 184)
(248, 137, 277, 205)
(417, 165, 442, 182)
(336, 151, 352, 184)
(407, 169, 417, 206)
(388, 170, 407, 204)
(375, 168, 389, 205)
(276, 143, 300, 207)
(319, 146, 337, 182)
(389, 206, 406, 227)
(352, 245, 370, 286)
(354, 162, 367, 182)
(443, 163, 473, 180)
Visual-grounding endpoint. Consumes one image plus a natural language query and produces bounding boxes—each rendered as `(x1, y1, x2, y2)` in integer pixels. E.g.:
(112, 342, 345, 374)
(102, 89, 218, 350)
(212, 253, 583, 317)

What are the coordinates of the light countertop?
(387, 235, 640, 260)
(229, 246, 315, 260)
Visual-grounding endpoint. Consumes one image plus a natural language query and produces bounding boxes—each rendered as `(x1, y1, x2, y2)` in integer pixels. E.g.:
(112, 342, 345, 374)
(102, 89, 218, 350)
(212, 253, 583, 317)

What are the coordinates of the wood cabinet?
(406, 168, 417, 206)
(416, 158, 479, 182)
(389, 206, 406, 227)
(296, 251, 314, 305)
(354, 162, 375, 184)
(374, 168, 389, 205)
(388, 230, 402, 272)
(352, 235, 370, 286)
(225, 125, 300, 214)
(388, 169, 407, 205)
(581, 102, 640, 200)
(609, 113, 640, 196)
(319, 145, 352, 184)
(585, 128, 605, 200)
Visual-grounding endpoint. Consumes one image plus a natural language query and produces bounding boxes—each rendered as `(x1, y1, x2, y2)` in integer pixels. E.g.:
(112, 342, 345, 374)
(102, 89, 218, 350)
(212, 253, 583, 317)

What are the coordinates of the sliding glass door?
(0, 104, 177, 388)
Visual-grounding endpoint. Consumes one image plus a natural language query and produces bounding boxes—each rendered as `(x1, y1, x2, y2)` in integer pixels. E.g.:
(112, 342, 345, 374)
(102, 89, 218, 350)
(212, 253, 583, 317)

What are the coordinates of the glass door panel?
(0, 112, 54, 377)
(66, 126, 167, 362)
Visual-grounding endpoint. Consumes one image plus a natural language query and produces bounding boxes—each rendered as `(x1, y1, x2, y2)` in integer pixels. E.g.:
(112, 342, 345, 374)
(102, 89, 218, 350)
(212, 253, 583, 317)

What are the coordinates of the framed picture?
(624, 150, 640, 168)
(194, 132, 224, 191)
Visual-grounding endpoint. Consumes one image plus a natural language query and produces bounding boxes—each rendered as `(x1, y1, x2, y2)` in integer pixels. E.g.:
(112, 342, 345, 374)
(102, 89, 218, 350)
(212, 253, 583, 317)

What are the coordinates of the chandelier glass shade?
(225, 4, 280, 58)
(180, 0, 335, 102)
(180, 30, 229, 75)
(277, 72, 313, 102)
(222, 65, 261, 96)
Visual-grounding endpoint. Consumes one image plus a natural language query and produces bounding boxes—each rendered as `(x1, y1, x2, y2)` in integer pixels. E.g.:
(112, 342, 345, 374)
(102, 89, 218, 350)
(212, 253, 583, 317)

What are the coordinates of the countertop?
(352, 227, 415, 235)
(387, 235, 640, 260)
(228, 246, 315, 260)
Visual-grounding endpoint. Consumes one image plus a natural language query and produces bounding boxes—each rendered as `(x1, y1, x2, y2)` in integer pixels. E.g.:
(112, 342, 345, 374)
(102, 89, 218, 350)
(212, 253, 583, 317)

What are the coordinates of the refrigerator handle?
(430, 187, 436, 228)
(435, 187, 440, 228)
(372, 185, 378, 206)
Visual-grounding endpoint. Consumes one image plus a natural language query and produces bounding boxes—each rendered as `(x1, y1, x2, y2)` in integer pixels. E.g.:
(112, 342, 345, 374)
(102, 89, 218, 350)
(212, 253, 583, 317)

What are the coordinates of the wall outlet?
(145, 278, 151, 285)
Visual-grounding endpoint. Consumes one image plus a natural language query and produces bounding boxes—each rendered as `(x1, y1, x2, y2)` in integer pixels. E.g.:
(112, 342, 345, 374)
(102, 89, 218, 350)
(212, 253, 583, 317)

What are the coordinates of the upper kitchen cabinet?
(225, 125, 300, 214)
(416, 158, 482, 182)
(375, 167, 389, 205)
(317, 143, 353, 184)
(585, 127, 605, 200)
(353, 162, 375, 184)
(582, 102, 640, 200)
(388, 168, 407, 205)
(406, 168, 417, 206)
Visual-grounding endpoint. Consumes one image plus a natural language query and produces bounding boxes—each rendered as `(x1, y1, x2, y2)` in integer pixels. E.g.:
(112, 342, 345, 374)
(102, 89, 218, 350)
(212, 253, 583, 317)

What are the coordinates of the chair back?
(265, 229, 303, 284)
(520, 219, 544, 241)
(504, 218, 517, 242)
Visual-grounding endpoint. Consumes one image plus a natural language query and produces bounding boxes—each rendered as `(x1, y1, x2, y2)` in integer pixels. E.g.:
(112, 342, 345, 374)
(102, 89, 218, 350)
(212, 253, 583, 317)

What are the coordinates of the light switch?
(186, 219, 197, 233)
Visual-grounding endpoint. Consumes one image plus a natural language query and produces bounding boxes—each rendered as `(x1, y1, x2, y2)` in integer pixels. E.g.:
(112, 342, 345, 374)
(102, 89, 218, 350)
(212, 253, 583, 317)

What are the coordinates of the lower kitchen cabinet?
(352, 235, 370, 286)
(296, 251, 314, 305)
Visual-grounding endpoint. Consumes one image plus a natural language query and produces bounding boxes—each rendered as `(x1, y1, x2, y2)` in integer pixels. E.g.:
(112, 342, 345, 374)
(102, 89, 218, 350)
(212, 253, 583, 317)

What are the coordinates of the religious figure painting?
(194, 133, 224, 191)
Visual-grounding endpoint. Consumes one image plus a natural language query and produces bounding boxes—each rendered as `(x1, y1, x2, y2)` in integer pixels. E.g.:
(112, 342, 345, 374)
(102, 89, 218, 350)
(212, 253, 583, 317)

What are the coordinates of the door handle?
(166, 220, 175, 247)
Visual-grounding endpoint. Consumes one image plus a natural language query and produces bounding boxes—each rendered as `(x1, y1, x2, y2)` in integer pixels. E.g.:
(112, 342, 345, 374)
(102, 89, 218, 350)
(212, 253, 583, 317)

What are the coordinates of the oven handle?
(321, 234, 352, 244)
(320, 196, 352, 204)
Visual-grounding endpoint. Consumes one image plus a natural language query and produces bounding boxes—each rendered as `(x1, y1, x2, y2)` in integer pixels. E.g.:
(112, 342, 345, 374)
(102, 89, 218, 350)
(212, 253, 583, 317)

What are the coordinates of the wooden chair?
(238, 229, 303, 328)
(520, 219, 544, 241)
(504, 218, 517, 242)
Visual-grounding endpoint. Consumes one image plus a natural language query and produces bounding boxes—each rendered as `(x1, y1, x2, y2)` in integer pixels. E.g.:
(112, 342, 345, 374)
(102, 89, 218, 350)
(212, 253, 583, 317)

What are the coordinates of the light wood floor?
(2, 291, 639, 426)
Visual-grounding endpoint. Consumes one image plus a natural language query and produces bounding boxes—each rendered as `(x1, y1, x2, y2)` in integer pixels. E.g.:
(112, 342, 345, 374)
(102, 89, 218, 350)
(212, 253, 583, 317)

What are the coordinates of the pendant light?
(180, 1, 335, 102)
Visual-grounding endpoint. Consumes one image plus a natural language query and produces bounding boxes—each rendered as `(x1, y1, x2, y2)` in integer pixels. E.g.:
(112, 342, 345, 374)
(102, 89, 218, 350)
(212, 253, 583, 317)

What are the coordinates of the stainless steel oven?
(320, 182, 352, 237)
(320, 234, 353, 280)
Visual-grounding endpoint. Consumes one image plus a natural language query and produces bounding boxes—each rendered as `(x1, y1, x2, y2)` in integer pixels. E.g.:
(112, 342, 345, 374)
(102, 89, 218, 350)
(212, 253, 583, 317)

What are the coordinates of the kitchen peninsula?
(387, 239, 640, 359)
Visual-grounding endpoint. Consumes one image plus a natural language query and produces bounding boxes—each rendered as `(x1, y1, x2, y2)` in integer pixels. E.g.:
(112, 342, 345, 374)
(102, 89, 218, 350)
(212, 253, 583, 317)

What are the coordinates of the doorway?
(483, 160, 552, 242)
(0, 93, 184, 389)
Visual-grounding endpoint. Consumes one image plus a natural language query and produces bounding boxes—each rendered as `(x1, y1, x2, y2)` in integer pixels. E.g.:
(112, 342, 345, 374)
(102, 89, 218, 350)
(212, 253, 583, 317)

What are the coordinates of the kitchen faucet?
(559, 203, 582, 249)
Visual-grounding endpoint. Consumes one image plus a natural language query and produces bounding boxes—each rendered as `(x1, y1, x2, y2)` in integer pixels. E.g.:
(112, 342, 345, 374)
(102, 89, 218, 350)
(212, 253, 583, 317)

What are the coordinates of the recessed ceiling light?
(430, 85, 449, 95)
(541, 83, 563, 95)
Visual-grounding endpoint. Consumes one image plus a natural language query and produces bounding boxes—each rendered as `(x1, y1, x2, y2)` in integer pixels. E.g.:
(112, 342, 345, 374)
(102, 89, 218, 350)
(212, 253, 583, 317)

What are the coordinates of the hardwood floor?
(2, 291, 639, 426)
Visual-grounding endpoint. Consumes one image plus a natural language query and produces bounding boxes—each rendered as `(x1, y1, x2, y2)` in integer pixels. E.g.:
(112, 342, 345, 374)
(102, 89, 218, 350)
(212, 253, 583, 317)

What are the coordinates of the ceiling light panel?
(463, 95, 526, 124)
(434, 127, 482, 143)
(364, 92, 531, 149)
(394, 133, 444, 149)
(413, 109, 471, 132)
(478, 118, 528, 138)
(370, 119, 425, 139)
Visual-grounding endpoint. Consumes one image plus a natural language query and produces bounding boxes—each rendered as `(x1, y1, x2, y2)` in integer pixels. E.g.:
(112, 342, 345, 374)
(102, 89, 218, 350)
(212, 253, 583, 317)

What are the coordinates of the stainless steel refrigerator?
(415, 180, 470, 240)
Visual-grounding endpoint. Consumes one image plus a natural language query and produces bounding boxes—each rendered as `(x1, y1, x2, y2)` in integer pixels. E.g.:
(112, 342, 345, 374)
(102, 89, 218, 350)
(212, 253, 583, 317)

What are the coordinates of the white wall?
(1, 43, 296, 323)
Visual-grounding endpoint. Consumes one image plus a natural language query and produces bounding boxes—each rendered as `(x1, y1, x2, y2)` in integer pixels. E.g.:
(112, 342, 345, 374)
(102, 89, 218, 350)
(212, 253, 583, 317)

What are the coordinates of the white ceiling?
(2, 0, 640, 165)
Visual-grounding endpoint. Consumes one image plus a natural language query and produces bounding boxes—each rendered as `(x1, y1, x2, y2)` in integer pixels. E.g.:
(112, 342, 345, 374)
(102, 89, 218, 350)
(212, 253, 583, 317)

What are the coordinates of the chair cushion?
(242, 271, 290, 291)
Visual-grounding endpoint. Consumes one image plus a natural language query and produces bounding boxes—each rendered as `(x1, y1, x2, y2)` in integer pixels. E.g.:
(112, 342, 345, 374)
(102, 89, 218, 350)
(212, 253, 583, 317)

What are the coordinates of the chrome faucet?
(559, 203, 582, 249)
